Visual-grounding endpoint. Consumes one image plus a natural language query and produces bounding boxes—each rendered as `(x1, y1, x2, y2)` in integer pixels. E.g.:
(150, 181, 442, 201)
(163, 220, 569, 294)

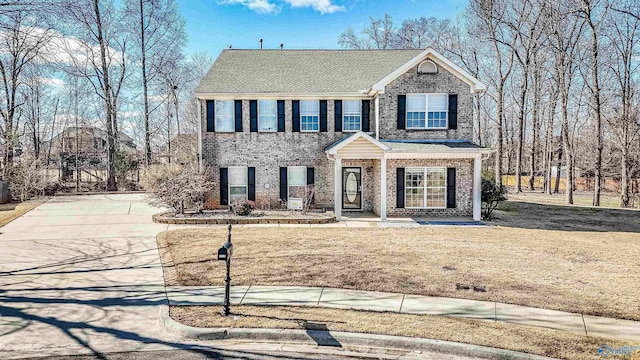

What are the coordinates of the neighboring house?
(47, 126, 136, 157)
(44, 126, 137, 181)
(195, 48, 492, 221)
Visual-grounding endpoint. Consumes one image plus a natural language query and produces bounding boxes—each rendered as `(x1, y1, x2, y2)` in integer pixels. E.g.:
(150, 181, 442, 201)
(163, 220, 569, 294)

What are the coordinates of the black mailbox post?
(218, 224, 233, 316)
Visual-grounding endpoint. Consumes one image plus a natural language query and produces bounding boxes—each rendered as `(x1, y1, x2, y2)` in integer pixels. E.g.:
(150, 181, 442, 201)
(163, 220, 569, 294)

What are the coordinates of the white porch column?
(334, 157, 342, 221)
(380, 157, 387, 221)
(473, 155, 482, 221)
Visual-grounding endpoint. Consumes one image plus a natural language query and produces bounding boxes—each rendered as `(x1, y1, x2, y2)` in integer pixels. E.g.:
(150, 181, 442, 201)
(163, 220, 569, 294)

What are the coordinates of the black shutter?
(248, 167, 256, 201)
(319, 100, 327, 132)
(334, 100, 342, 132)
(220, 168, 229, 206)
(447, 168, 456, 208)
(307, 167, 315, 204)
(250, 100, 258, 132)
(277, 100, 285, 132)
(448, 94, 458, 130)
(362, 100, 370, 132)
(397, 95, 406, 129)
(234, 100, 243, 132)
(396, 168, 405, 208)
(279, 167, 288, 202)
(206, 100, 215, 132)
(292, 100, 300, 132)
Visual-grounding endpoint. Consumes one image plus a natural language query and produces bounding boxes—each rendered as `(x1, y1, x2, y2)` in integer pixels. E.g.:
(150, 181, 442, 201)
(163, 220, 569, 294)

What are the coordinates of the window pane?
(427, 94, 448, 112)
(230, 186, 247, 203)
(343, 100, 361, 114)
(258, 100, 277, 131)
(300, 100, 319, 115)
(406, 94, 426, 112)
(288, 166, 306, 186)
(228, 166, 247, 186)
(215, 100, 235, 132)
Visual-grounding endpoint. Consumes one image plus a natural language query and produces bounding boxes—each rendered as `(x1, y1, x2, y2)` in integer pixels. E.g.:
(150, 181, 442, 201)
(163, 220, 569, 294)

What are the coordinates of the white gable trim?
(326, 131, 391, 155)
(371, 48, 487, 94)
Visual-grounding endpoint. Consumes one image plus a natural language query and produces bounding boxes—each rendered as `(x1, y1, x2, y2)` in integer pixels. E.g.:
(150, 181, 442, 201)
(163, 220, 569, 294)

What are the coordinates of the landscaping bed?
(153, 209, 336, 224)
(158, 200, 640, 321)
(171, 305, 636, 360)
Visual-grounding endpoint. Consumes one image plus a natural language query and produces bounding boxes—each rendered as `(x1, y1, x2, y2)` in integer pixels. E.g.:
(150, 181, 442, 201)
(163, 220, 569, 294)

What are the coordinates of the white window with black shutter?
(279, 166, 314, 210)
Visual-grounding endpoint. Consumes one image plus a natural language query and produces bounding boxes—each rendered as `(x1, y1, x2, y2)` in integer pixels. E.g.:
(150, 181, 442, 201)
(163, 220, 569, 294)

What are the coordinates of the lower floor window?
(405, 167, 446, 208)
(287, 166, 307, 209)
(228, 166, 248, 203)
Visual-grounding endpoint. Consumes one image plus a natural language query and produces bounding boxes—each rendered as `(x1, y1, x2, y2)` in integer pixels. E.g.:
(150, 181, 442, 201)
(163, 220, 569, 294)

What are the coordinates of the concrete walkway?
(165, 285, 640, 342)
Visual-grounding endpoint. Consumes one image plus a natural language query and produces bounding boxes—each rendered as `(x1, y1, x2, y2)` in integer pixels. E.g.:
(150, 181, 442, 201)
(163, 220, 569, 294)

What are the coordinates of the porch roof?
(325, 132, 493, 158)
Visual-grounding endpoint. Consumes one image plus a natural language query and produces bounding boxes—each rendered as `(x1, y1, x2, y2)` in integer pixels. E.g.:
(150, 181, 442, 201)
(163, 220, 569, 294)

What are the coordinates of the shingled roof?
(196, 49, 424, 95)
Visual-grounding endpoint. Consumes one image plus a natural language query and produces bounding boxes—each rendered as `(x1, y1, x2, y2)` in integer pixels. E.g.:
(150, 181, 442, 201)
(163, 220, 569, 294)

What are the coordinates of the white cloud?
(218, 0, 279, 14)
(38, 77, 65, 87)
(219, 0, 344, 14)
(283, 0, 344, 14)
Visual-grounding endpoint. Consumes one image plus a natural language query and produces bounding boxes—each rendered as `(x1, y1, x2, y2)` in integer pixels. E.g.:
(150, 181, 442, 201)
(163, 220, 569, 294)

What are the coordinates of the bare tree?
(608, 1, 640, 207)
(60, 0, 125, 191)
(124, 0, 185, 166)
(0, 11, 51, 177)
(468, 0, 517, 184)
(338, 14, 394, 49)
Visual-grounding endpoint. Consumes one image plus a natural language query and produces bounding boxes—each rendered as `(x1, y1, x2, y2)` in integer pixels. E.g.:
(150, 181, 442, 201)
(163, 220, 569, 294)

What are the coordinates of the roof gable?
(371, 48, 486, 94)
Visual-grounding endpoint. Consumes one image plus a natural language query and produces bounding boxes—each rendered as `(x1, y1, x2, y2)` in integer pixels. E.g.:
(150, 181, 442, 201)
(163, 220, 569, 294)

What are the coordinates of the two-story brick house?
(196, 48, 491, 221)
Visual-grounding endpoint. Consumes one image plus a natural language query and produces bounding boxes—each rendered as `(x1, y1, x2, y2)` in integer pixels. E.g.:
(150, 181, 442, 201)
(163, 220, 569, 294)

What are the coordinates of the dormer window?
(418, 60, 437, 74)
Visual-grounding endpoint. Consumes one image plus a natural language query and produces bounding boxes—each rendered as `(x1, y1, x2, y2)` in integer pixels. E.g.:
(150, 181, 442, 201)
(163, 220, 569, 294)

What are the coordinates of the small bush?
(7, 154, 55, 201)
(142, 164, 214, 214)
(230, 199, 256, 216)
(481, 178, 507, 220)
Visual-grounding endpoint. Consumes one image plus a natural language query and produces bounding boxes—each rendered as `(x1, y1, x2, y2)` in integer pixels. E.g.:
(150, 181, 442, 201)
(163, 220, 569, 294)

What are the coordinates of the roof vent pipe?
(259, 38, 263, 49)
(280, 43, 283, 50)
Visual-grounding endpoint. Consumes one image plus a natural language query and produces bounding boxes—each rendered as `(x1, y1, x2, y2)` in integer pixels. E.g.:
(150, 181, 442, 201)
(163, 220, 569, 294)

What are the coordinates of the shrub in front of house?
(142, 164, 214, 214)
(481, 178, 507, 220)
(230, 199, 256, 216)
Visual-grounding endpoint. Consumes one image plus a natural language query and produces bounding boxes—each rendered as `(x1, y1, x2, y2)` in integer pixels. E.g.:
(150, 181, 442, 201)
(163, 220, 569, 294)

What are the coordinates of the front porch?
(325, 132, 492, 222)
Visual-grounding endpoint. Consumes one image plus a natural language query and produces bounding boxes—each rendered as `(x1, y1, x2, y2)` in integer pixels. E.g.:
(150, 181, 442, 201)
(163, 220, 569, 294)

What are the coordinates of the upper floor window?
(406, 94, 448, 129)
(258, 100, 277, 132)
(300, 100, 319, 132)
(342, 100, 361, 132)
(215, 100, 235, 132)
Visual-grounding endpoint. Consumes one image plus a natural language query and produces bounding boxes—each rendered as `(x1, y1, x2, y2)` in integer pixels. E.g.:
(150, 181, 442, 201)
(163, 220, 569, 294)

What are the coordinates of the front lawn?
(172, 305, 637, 360)
(0, 199, 45, 227)
(159, 201, 640, 321)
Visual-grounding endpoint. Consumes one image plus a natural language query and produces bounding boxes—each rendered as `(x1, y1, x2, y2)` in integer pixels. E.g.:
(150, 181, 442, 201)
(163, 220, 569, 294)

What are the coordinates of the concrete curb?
(159, 305, 555, 360)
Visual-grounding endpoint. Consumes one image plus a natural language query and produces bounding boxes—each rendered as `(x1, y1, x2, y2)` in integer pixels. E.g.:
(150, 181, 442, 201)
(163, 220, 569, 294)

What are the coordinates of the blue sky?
(178, 0, 467, 56)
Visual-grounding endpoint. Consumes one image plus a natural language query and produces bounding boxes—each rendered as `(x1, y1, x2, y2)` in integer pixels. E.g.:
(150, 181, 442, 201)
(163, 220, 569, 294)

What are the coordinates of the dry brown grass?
(161, 214, 640, 321)
(0, 199, 45, 227)
(172, 305, 640, 360)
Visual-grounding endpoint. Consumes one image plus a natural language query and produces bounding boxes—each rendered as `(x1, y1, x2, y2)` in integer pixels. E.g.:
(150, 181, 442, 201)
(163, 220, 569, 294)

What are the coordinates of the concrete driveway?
(0, 194, 183, 358)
